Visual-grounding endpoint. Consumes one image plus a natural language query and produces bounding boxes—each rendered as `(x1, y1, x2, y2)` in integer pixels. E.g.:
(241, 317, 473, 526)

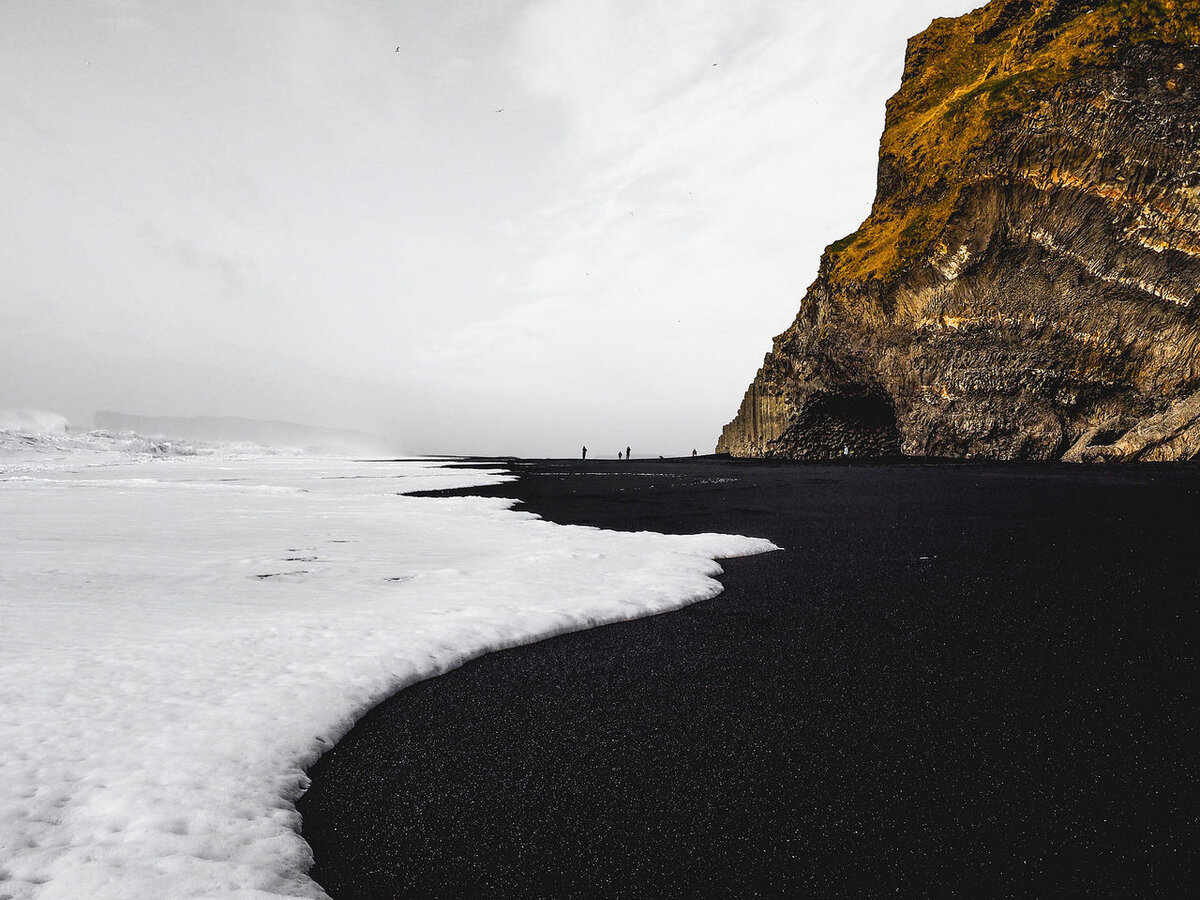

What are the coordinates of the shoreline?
(299, 457, 1197, 897)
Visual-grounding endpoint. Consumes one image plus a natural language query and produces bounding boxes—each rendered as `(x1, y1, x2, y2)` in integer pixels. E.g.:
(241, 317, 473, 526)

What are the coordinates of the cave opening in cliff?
(778, 391, 902, 458)
(1092, 428, 1124, 446)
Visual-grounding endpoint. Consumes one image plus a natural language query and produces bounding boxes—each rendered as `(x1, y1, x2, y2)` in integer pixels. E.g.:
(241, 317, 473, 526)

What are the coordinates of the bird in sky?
(495, 108, 504, 113)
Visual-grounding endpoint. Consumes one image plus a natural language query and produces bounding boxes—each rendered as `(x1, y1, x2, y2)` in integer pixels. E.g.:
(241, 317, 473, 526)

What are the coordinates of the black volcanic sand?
(299, 458, 1197, 898)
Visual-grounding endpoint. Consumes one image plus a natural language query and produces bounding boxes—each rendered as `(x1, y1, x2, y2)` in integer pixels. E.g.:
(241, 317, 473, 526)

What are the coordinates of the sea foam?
(0, 448, 775, 898)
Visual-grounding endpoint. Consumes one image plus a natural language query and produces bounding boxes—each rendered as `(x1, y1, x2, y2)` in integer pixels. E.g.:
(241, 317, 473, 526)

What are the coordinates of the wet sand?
(299, 457, 1197, 897)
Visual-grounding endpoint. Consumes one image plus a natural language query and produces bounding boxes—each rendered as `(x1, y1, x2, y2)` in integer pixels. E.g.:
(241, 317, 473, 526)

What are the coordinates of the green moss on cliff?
(826, 0, 1200, 290)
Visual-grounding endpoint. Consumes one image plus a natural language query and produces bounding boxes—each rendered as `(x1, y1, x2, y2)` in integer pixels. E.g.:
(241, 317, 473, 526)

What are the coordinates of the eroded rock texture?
(718, 0, 1200, 461)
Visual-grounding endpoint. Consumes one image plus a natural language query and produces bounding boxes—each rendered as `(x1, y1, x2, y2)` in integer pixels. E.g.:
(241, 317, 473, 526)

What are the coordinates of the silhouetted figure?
(582, 446, 587, 460)
(692, 449, 697, 457)
(625, 446, 631, 460)
(618, 451, 623, 460)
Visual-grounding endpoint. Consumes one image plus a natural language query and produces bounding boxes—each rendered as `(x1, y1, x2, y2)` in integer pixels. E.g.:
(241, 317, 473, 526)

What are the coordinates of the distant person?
(692, 449, 697, 457)
(626, 446, 631, 460)
(582, 446, 587, 460)
(618, 451, 623, 460)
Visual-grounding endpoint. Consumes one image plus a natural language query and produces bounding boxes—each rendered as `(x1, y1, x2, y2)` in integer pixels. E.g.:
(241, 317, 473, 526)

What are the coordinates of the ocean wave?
(0, 409, 308, 471)
(0, 425, 205, 461)
(0, 408, 70, 434)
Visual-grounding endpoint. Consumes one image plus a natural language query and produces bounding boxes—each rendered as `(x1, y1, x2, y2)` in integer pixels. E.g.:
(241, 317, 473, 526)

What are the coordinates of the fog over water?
(1, 0, 979, 457)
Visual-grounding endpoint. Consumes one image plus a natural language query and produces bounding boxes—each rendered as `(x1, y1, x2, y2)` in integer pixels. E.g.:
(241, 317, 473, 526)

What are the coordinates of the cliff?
(718, 0, 1200, 461)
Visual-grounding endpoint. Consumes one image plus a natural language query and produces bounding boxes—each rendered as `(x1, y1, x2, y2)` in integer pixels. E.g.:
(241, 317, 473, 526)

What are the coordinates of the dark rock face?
(719, 1, 1200, 461)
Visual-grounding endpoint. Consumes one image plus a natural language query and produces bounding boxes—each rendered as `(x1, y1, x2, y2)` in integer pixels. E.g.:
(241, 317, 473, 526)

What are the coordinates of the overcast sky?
(1, 0, 980, 456)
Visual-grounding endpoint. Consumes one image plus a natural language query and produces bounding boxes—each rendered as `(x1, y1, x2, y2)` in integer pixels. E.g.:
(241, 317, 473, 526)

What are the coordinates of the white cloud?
(1, 0, 980, 456)
(414, 0, 981, 454)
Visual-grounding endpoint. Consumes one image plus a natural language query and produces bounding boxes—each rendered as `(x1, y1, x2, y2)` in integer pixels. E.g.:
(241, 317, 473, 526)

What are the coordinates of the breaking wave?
(0, 409, 301, 470)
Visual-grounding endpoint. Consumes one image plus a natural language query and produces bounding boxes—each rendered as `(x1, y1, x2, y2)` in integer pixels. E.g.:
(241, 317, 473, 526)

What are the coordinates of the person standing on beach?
(618, 451, 623, 460)
(626, 446, 631, 461)
(582, 446, 587, 460)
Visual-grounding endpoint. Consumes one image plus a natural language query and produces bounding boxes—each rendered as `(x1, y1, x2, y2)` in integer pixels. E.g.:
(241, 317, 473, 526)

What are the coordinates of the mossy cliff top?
(826, 0, 1200, 288)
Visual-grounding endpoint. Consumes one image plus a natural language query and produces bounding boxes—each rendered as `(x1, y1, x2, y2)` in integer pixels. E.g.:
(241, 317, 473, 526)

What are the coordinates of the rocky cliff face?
(718, 0, 1200, 461)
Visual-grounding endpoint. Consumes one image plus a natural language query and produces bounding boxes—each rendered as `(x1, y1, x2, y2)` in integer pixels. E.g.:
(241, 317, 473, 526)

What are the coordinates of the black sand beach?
(299, 457, 1197, 898)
